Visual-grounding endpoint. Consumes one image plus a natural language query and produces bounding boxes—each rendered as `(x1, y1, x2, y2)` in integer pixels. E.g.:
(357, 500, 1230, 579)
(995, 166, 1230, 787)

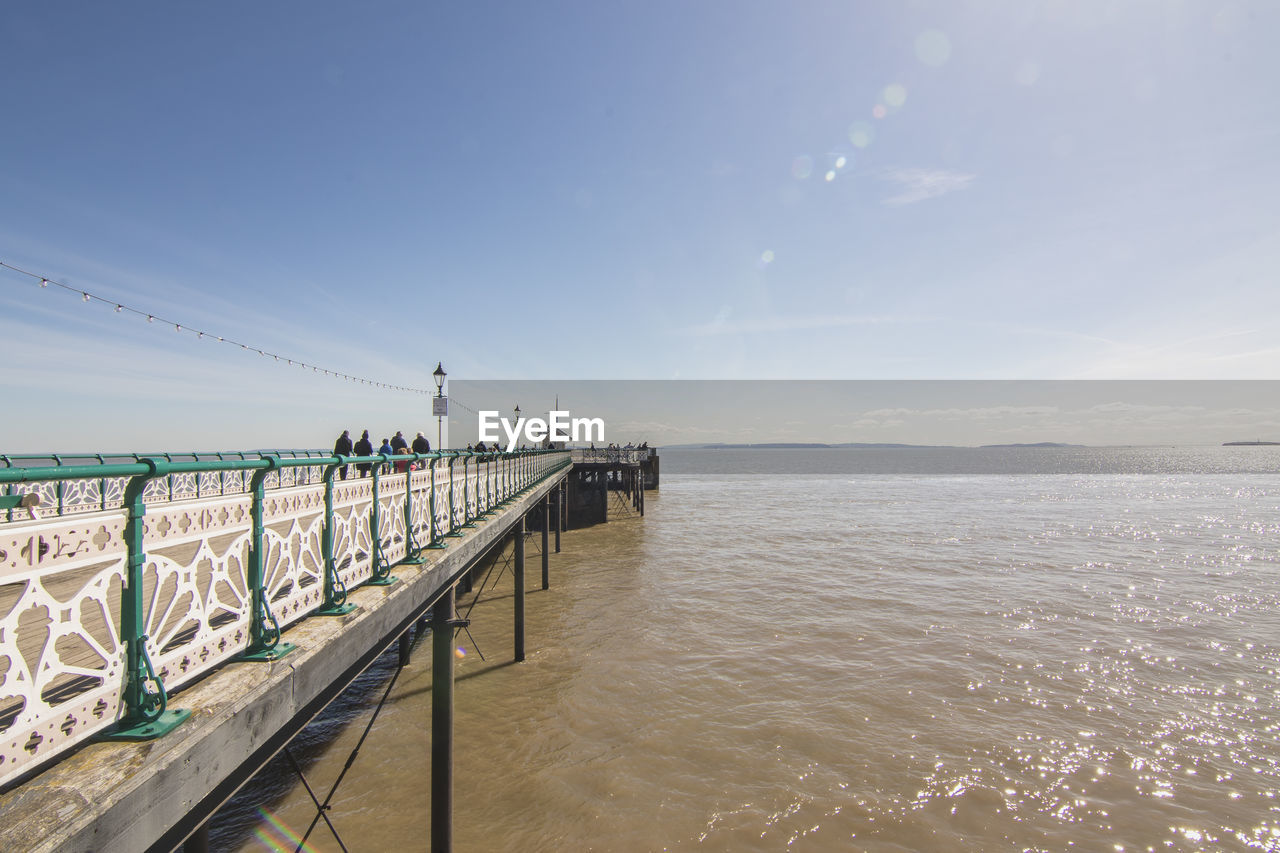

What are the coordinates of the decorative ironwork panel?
(141, 496, 254, 691)
(260, 484, 327, 629)
(0, 511, 128, 787)
(465, 466, 480, 519)
(377, 475, 408, 566)
(408, 470, 433, 546)
(329, 480, 374, 593)
(432, 473, 451, 537)
(450, 467, 467, 530)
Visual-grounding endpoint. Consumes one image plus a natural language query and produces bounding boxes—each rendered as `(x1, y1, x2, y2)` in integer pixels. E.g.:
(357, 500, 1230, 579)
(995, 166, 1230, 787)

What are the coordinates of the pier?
(0, 447, 614, 851)
(565, 448, 657, 528)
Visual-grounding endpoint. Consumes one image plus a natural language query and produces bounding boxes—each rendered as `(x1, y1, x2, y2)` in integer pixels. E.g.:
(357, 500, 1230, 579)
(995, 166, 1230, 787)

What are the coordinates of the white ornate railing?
(0, 449, 570, 788)
(570, 448, 651, 464)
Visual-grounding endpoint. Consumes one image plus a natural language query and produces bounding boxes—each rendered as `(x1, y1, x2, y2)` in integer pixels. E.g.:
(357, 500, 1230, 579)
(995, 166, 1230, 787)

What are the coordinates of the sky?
(451, 380, 1280, 448)
(3, 1, 1280, 451)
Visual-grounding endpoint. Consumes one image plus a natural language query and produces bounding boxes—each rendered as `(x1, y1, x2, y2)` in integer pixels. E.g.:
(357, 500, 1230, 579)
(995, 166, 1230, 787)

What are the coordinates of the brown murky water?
(218, 448, 1280, 852)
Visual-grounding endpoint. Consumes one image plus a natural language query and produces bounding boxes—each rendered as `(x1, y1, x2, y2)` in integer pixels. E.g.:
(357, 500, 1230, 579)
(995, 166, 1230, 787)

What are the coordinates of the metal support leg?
(432, 586, 456, 853)
(399, 631, 413, 668)
(514, 524, 525, 662)
(541, 497, 550, 590)
(554, 486, 562, 552)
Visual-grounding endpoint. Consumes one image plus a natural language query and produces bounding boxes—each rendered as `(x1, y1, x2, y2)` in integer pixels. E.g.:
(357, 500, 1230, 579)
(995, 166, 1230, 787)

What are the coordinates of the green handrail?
(0, 448, 570, 778)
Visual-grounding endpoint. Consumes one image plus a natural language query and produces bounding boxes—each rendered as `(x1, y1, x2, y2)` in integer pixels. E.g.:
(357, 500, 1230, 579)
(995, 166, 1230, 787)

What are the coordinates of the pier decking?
(0, 449, 573, 851)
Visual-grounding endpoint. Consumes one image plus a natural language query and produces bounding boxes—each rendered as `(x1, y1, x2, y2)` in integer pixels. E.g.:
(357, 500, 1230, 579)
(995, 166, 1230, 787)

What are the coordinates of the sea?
(217, 446, 1280, 852)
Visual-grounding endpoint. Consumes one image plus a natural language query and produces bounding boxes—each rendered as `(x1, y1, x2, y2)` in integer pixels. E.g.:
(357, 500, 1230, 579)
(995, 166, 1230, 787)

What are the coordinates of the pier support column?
(514, 522, 526, 662)
(399, 631, 413, 668)
(541, 496, 550, 590)
(431, 586, 456, 853)
(554, 484, 562, 553)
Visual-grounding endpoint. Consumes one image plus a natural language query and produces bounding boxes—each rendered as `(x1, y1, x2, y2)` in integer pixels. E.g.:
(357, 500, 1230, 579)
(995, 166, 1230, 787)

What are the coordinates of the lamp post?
(433, 362, 447, 450)
(513, 405, 520, 452)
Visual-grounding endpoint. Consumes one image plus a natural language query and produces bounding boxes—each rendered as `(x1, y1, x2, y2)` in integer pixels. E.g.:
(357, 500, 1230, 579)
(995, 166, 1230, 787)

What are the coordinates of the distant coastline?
(662, 442, 1082, 450)
(1222, 440, 1280, 446)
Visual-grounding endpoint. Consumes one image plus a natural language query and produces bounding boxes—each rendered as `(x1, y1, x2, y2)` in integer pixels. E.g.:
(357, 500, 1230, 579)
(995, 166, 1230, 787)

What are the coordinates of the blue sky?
(3, 1, 1279, 450)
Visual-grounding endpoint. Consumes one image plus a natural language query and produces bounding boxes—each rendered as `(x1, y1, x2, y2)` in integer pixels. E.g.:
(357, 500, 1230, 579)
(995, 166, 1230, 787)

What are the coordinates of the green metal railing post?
(316, 459, 357, 615)
(445, 452, 463, 538)
(240, 457, 299, 661)
(461, 453, 477, 528)
(401, 453, 427, 564)
(502, 452, 510, 501)
(367, 462, 401, 583)
(102, 459, 192, 740)
(426, 455, 446, 549)
(482, 455, 493, 515)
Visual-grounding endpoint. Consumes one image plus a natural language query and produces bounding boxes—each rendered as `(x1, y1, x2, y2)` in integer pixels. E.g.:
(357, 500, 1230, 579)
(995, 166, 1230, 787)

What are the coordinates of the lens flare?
(455, 646, 467, 658)
(872, 104, 887, 119)
(760, 250, 775, 265)
(791, 155, 813, 180)
(915, 30, 951, 66)
(848, 122, 874, 148)
(883, 84, 907, 108)
(254, 808, 319, 853)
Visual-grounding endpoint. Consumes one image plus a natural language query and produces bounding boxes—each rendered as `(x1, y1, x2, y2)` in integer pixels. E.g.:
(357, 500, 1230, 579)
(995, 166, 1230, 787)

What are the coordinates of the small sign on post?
(433, 397, 448, 417)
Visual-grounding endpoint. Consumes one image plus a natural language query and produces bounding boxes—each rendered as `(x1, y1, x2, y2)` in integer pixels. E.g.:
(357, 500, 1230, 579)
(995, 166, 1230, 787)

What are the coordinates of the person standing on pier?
(412, 430, 431, 456)
(333, 429, 353, 480)
(354, 430, 374, 477)
(379, 437, 393, 473)
(391, 431, 408, 453)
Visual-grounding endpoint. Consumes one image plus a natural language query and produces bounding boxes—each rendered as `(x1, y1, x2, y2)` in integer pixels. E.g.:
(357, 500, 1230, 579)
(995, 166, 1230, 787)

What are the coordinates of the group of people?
(332, 429, 432, 479)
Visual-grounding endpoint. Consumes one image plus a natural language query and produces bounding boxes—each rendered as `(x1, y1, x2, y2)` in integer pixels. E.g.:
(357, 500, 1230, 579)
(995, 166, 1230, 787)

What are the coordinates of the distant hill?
(979, 442, 1082, 449)
(661, 441, 1083, 450)
(660, 442, 955, 450)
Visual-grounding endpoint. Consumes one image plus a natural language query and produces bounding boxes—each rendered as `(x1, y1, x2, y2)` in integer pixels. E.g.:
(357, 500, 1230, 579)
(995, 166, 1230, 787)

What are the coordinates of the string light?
(2, 258, 440, 396)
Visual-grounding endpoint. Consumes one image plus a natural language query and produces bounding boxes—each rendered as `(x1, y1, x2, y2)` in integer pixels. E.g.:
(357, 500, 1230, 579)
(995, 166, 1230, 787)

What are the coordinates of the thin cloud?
(678, 313, 930, 337)
(862, 405, 1061, 420)
(879, 167, 975, 206)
